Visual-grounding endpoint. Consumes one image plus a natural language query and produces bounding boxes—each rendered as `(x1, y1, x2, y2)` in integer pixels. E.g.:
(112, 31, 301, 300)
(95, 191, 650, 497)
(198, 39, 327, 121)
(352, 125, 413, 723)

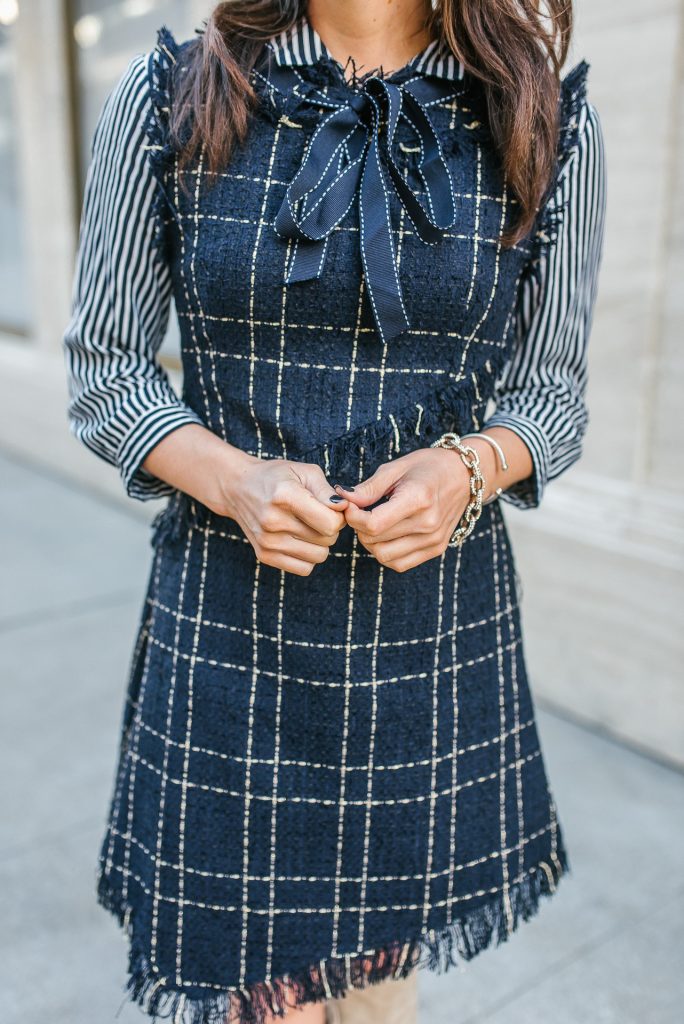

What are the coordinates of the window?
(72, 1, 207, 186)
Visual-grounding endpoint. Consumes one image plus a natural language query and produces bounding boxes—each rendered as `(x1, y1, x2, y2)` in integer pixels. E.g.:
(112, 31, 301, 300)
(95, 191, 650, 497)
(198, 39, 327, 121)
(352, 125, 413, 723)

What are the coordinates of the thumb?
(334, 464, 397, 508)
(298, 463, 351, 512)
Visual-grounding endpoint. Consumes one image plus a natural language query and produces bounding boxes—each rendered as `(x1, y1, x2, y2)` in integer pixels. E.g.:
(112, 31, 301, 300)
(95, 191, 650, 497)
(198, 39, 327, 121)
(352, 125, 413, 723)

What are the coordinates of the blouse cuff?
(116, 397, 206, 501)
(478, 411, 553, 510)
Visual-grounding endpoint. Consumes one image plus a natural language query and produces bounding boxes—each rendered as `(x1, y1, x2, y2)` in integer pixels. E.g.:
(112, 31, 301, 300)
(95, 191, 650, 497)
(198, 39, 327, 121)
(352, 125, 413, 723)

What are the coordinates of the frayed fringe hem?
(97, 851, 568, 1024)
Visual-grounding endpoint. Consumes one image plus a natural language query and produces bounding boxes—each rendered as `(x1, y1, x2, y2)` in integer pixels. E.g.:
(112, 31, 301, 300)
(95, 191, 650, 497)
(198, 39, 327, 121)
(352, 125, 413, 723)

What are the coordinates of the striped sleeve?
(481, 100, 607, 510)
(62, 51, 205, 501)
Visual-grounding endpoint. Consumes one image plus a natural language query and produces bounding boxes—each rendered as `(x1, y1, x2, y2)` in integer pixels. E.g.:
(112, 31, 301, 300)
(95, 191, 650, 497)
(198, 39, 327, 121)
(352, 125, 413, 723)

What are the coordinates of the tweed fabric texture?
(95, 26, 585, 1024)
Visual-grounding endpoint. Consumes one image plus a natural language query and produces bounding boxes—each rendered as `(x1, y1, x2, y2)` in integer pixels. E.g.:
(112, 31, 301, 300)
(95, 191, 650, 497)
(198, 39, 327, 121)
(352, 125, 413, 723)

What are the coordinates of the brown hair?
(169, 1, 573, 246)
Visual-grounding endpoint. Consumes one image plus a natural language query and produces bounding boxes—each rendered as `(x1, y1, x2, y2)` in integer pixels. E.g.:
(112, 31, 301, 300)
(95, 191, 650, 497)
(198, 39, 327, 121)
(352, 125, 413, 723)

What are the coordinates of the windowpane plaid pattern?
(69, 20, 606, 1024)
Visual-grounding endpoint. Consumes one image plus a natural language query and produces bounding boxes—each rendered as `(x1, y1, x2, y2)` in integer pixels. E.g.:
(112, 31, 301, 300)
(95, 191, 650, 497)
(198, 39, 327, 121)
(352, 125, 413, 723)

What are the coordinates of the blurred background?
(1, 1, 683, 1022)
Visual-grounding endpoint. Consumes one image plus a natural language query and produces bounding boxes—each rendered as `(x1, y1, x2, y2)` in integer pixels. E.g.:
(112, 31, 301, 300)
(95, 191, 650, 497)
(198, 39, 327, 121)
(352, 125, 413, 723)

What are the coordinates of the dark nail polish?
(336, 484, 355, 491)
(329, 494, 344, 503)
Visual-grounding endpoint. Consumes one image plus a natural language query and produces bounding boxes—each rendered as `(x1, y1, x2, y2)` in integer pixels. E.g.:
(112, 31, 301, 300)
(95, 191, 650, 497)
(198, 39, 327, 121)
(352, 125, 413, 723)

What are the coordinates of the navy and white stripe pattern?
(62, 51, 205, 501)
(62, 15, 605, 509)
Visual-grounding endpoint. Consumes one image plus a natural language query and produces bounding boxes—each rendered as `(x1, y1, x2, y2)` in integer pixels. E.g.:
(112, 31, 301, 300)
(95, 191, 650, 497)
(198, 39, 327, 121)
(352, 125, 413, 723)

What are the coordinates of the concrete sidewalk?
(1, 449, 682, 1024)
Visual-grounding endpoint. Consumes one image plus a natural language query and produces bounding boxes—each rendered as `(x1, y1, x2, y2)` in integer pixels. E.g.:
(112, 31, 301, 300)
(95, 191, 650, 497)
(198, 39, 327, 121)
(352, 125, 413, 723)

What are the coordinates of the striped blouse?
(62, 20, 607, 511)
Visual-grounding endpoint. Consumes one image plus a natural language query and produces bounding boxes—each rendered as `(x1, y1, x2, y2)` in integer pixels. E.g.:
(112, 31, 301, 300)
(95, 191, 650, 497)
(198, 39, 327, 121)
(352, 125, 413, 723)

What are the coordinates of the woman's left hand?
(334, 446, 484, 572)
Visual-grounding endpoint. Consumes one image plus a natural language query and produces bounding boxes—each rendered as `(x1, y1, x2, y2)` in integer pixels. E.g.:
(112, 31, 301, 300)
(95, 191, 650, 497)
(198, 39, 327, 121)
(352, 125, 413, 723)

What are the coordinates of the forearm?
(463, 426, 534, 504)
(141, 424, 257, 517)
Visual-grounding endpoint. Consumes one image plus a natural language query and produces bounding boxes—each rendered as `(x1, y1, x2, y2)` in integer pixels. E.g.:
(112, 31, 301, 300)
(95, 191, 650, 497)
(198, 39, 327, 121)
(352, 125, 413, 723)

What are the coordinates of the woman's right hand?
(141, 424, 350, 577)
(214, 450, 351, 576)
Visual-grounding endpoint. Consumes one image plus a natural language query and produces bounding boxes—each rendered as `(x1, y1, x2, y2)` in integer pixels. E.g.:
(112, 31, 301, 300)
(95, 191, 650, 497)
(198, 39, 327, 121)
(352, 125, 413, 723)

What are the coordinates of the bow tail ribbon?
(358, 87, 410, 341)
(275, 106, 366, 284)
(385, 84, 457, 243)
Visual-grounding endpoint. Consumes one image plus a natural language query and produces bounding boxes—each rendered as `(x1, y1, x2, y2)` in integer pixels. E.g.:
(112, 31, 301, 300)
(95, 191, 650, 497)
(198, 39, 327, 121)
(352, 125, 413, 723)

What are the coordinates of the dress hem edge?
(96, 849, 568, 1024)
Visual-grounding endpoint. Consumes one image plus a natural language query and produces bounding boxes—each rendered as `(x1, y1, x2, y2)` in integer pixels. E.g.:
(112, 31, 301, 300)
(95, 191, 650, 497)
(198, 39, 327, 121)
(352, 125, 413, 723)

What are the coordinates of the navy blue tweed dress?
(93, 25, 591, 1024)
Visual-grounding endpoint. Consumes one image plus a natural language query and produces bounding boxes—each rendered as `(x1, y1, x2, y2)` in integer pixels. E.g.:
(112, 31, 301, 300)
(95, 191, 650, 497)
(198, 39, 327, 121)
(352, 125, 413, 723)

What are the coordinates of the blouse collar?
(267, 13, 465, 82)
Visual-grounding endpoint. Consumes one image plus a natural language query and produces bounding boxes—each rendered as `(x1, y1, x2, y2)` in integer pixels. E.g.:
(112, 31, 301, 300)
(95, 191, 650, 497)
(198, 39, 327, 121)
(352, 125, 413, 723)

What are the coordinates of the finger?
(277, 515, 342, 547)
(365, 532, 445, 565)
(259, 532, 332, 566)
(257, 505, 339, 547)
(334, 462, 399, 508)
(301, 465, 353, 513)
(385, 546, 446, 573)
(259, 552, 319, 577)
(274, 480, 347, 537)
(353, 504, 444, 544)
(343, 480, 429, 537)
(246, 528, 327, 577)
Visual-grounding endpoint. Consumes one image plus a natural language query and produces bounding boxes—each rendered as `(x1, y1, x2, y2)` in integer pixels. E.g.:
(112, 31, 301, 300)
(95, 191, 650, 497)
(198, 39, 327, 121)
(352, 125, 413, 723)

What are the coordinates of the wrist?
(141, 422, 259, 516)
(428, 432, 487, 546)
(209, 442, 259, 519)
(460, 435, 500, 502)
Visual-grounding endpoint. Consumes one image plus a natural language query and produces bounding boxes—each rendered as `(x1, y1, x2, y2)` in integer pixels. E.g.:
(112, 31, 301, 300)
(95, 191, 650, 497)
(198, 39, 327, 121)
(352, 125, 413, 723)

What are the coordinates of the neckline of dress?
(266, 14, 463, 88)
(308, 19, 441, 80)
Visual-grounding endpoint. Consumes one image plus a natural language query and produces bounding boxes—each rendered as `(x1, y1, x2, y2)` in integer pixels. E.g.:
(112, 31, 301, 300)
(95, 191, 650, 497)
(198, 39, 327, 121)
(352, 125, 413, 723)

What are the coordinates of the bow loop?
(268, 64, 459, 341)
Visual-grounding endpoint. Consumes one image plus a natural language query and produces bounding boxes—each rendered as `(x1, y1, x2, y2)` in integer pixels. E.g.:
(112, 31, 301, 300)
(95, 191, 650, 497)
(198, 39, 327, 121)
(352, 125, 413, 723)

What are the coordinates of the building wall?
(0, 1, 682, 765)
(504, 0, 684, 766)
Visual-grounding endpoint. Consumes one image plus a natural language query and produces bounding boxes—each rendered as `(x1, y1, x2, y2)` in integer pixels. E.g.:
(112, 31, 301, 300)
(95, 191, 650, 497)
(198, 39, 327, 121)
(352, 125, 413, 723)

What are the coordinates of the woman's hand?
(334, 444, 495, 573)
(141, 423, 350, 577)
(219, 453, 351, 577)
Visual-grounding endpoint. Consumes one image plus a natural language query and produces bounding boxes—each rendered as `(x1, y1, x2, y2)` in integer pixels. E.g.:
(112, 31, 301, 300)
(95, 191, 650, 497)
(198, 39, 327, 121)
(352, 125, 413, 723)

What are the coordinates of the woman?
(62, 1, 606, 1023)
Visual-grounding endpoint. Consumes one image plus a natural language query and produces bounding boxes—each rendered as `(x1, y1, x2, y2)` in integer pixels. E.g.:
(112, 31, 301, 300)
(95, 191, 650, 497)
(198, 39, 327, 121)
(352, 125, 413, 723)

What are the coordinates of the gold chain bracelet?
(460, 432, 506, 505)
(430, 431, 485, 546)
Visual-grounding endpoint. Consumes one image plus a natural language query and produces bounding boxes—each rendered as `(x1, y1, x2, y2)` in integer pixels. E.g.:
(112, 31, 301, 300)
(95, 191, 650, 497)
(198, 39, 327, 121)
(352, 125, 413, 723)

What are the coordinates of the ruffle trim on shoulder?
(141, 25, 194, 255)
(148, 347, 511, 551)
(556, 61, 591, 176)
(526, 60, 590, 277)
(97, 849, 567, 1024)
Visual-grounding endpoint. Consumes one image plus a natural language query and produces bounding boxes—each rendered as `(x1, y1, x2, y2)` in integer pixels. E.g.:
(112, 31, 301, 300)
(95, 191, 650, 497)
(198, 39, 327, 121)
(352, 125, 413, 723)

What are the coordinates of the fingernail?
(335, 483, 355, 492)
(329, 494, 344, 503)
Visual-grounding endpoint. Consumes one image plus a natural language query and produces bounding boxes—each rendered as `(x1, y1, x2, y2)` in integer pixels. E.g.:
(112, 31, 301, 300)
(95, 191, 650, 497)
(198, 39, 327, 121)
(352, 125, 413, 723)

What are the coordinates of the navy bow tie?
(265, 64, 460, 342)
